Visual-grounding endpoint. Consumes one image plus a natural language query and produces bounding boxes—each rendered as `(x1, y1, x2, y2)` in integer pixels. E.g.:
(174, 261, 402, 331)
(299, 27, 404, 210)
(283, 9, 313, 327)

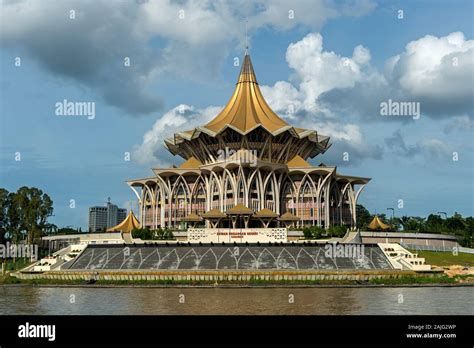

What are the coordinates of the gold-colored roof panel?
(278, 212, 300, 221)
(367, 216, 390, 230)
(253, 208, 279, 218)
(106, 211, 140, 233)
(287, 155, 311, 168)
(202, 209, 227, 219)
(178, 156, 203, 169)
(164, 52, 332, 160)
(203, 54, 290, 135)
(226, 203, 254, 215)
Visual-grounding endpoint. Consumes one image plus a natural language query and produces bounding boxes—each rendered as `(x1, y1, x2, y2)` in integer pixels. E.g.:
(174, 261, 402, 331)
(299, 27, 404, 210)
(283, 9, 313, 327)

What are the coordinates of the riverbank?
(2, 272, 473, 287)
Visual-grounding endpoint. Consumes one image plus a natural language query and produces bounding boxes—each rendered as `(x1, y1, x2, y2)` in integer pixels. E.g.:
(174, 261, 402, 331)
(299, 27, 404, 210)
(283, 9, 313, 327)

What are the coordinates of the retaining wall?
(15, 269, 436, 282)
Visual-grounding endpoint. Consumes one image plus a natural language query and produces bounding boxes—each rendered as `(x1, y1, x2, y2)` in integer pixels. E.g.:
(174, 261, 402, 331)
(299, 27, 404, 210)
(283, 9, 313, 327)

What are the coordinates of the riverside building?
(127, 52, 370, 237)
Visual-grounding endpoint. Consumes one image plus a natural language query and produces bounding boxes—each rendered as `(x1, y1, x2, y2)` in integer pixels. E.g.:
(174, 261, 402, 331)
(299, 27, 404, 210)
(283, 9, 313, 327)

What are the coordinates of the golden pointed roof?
(164, 51, 332, 160)
(287, 155, 311, 168)
(106, 211, 140, 233)
(203, 53, 290, 135)
(367, 215, 390, 230)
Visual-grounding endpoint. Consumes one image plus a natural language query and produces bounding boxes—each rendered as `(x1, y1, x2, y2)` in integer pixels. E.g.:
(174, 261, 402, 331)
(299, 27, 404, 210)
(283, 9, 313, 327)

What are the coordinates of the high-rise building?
(89, 201, 127, 232)
(117, 208, 127, 226)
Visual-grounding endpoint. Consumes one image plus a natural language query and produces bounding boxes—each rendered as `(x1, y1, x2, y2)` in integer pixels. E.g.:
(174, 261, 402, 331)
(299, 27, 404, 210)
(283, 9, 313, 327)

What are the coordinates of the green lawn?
(412, 250, 474, 267)
(2, 258, 33, 271)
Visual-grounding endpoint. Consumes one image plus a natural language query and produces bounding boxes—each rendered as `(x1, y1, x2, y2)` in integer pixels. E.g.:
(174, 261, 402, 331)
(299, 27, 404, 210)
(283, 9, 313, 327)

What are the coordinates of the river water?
(0, 286, 472, 315)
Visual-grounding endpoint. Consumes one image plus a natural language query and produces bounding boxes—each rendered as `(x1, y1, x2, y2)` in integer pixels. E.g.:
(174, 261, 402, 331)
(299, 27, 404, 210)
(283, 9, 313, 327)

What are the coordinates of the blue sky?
(1, 0, 473, 229)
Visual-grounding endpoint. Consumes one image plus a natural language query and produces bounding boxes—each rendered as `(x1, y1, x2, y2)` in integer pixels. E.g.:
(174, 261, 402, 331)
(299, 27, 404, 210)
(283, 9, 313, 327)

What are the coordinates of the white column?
(324, 180, 330, 229)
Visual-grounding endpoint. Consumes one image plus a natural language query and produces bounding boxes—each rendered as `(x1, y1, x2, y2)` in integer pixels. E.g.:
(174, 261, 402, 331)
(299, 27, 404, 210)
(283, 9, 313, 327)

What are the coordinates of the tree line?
(0, 187, 54, 244)
(1, 186, 472, 248)
(356, 204, 473, 247)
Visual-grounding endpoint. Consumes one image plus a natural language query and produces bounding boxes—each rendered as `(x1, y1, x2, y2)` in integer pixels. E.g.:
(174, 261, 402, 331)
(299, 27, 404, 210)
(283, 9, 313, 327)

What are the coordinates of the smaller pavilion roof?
(181, 213, 203, 222)
(278, 212, 300, 221)
(226, 204, 254, 215)
(253, 208, 279, 218)
(202, 209, 227, 219)
(106, 211, 140, 233)
(367, 215, 390, 230)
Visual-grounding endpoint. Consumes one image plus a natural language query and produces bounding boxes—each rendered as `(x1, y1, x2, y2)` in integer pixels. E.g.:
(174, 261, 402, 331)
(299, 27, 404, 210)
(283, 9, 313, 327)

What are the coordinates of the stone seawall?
(15, 269, 435, 282)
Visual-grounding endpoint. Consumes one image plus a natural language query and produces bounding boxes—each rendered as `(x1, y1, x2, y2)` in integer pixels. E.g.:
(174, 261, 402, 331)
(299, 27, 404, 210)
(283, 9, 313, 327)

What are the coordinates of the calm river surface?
(0, 286, 472, 315)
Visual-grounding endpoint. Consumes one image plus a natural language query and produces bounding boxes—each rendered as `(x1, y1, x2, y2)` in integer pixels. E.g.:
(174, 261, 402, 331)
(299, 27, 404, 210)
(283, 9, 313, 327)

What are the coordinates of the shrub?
(310, 226, 325, 239)
(131, 228, 153, 240)
(302, 227, 312, 239)
(302, 226, 326, 239)
(327, 225, 348, 238)
(153, 228, 175, 240)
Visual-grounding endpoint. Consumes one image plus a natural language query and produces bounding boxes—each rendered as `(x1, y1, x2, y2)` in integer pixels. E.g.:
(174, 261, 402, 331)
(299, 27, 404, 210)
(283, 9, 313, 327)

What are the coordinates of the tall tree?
(6, 191, 21, 242)
(0, 188, 9, 244)
(425, 214, 444, 233)
(445, 212, 465, 232)
(356, 204, 371, 229)
(9, 187, 53, 243)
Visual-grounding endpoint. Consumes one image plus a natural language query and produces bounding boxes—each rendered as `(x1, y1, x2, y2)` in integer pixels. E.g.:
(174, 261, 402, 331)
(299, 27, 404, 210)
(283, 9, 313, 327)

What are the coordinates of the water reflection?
(0, 286, 472, 315)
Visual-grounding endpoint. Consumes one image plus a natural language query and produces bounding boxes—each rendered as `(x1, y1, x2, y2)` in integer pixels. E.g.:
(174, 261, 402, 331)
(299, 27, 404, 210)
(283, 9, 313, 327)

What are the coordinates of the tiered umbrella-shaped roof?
(165, 51, 331, 162)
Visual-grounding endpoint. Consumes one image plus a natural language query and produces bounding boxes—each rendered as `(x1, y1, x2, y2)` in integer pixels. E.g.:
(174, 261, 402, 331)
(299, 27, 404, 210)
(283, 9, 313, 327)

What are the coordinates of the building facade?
(89, 201, 127, 232)
(128, 52, 370, 230)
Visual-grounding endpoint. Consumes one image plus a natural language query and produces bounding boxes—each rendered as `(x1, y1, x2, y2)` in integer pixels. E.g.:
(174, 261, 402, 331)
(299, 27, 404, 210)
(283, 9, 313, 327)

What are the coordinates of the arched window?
(329, 183, 341, 226)
(263, 172, 276, 211)
(223, 175, 234, 211)
(248, 172, 260, 211)
(172, 180, 189, 229)
(299, 179, 315, 225)
(143, 185, 154, 228)
(210, 175, 221, 210)
(191, 178, 206, 215)
(155, 185, 164, 228)
(236, 176, 246, 206)
(280, 178, 296, 215)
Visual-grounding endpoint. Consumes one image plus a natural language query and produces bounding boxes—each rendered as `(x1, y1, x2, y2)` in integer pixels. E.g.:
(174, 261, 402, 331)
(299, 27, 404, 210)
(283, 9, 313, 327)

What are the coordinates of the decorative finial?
(245, 18, 249, 55)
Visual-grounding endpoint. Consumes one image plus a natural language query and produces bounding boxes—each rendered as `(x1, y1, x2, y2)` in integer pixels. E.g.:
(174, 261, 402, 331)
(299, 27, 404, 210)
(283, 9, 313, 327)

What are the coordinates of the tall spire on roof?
(164, 47, 332, 161)
(237, 51, 257, 84)
(244, 18, 249, 54)
(238, 18, 256, 84)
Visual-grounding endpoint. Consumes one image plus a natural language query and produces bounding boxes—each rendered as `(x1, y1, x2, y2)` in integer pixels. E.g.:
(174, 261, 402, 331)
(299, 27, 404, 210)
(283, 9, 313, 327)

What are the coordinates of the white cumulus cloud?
(390, 32, 474, 99)
(133, 104, 221, 166)
(320, 32, 474, 120)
